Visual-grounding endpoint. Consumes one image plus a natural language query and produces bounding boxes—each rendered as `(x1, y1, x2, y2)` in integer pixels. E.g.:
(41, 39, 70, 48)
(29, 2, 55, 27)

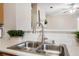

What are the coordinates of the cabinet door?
(0, 3, 3, 24)
(0, 52, 16, 56)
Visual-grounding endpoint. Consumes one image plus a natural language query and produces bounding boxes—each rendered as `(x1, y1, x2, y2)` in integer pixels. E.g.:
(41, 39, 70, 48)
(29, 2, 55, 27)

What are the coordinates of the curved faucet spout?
(32, 22, 44, 44)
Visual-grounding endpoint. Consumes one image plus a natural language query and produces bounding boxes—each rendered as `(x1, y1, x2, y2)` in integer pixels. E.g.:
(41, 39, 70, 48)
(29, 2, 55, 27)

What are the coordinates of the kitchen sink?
(7, 41, 69, 56)
(36, 43, 69, 56)
(8, 41, 42, 51)
(36, 44, 61, 55)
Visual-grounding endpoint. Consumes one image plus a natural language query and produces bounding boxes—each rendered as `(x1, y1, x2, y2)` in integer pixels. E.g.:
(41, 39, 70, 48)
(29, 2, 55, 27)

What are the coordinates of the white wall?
(4, 3, 16, 30)
(37, 4, 46, 25)
(3, 3, 16, 39)
(16, 3, 31, 31)
(46, 15, 77, 30)
(31, 4, 38, 30)
(2, 3, 31, 40)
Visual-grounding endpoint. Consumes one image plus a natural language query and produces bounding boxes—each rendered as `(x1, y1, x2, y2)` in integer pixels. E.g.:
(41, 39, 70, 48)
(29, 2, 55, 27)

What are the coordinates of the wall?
(16, 3, 31, 31)
(31, 3, 38, 31)
(31, 3, 46, 30)
(2, 3, 31, 40)
(46, 15, 77, 30)
(3, 3, 16, 39)
(37, 4, 46, 25)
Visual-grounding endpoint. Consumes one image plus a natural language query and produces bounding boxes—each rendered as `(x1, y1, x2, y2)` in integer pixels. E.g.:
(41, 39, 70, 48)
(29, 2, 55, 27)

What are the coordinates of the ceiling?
(38, 3, 79, 16)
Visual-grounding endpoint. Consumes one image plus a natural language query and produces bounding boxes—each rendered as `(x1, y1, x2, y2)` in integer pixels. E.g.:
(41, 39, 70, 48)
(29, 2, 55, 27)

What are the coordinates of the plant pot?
(9, 36, 23, 40)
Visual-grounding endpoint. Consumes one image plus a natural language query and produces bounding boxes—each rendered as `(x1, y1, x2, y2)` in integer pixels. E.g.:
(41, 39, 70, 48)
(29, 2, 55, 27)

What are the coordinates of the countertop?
(0, 38, 43, 56)
(0, 38, 60, 56)
(0, 48, 43, 56)
(0, 32, 79, 56)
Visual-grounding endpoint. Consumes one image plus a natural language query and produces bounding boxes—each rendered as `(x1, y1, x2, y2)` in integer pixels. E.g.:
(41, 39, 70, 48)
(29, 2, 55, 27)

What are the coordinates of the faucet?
(32, 22, 55, 51)
(33, 22, 45, 44)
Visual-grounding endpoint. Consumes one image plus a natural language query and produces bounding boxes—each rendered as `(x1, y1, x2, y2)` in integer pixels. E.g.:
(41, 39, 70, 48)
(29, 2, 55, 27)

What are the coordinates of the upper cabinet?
(0, 3, 4, 25)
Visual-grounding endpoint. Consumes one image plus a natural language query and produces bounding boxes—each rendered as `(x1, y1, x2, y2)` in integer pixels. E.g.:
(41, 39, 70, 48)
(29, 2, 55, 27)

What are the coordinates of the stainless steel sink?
(34, 44, 61, 56)
(8, 41, 42, 52)
(7, 41, 69, 56)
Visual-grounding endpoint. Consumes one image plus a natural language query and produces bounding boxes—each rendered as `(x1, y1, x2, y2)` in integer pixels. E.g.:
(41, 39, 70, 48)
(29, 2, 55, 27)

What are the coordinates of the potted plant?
(74, 31, 79, 42)
(7, 30, 24, 40)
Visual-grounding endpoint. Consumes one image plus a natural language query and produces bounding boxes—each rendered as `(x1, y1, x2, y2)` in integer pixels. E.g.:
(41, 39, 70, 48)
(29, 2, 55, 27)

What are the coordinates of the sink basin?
(35, 44, 62, 56)
(8, 41, 42, 52)
(39, 44, 69, 56)
(7, 41, 69, 56)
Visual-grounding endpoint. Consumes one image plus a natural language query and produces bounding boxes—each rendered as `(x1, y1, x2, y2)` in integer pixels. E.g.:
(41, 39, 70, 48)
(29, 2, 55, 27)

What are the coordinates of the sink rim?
(7, 41, 69, 56)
